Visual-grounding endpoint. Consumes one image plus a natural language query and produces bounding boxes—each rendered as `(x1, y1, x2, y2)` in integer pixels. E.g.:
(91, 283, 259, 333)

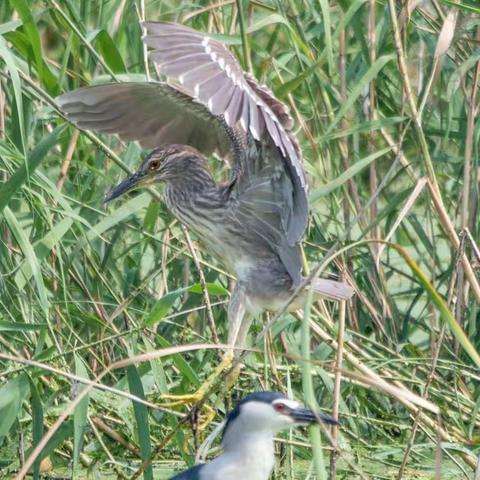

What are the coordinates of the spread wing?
(229, 137, 304, 284)
(57, 82, 231, 156)
(57, 22, 309, 283)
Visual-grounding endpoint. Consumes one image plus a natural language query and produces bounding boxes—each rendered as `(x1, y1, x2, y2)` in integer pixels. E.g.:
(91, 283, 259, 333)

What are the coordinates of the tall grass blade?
(127, 364, 153, 480)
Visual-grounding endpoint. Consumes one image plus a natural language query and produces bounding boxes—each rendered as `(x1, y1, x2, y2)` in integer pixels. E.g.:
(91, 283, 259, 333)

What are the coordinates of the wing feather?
(209, 81, 235, 116)
(197, 71, 229, 103)
(247, 96, 261, 140)
(57, 82, 231, 156)
(224, 89, 243, 125)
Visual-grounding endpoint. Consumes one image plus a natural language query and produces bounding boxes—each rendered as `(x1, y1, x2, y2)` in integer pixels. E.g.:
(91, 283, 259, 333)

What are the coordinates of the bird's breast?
(164, 187, 273, 278)
(201, 449, 275, 480)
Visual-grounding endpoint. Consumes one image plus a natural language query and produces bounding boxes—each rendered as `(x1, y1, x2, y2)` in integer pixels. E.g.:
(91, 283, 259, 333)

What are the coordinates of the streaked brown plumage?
(57, 22, 354, 352)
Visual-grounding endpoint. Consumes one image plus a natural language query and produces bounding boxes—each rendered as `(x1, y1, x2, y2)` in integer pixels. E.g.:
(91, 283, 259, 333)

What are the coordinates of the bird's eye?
(149, 159, 160, 171)
(274, 403, 287, 413)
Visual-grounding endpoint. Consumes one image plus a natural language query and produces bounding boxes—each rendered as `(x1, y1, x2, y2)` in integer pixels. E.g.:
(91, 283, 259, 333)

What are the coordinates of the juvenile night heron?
(58, 22, 354, 401)
(170, 391, 337, 480)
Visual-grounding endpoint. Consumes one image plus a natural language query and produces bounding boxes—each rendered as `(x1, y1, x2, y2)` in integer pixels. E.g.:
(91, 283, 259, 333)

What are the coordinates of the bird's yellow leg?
(195, 403, 216, 434)
(158, 351, 234, 432)
(158, 287, 250, 423)
(180, 402, 217, 453)
(158, 350, 234, 408)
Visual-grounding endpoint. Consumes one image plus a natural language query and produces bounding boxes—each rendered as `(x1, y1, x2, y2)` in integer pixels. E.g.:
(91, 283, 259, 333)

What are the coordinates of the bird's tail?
(310, 278, 354, 301)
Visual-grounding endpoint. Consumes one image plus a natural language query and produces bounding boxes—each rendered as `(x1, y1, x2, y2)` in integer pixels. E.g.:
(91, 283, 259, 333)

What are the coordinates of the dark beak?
(104, 171, 146, 203)
(290, 407, 338, 426)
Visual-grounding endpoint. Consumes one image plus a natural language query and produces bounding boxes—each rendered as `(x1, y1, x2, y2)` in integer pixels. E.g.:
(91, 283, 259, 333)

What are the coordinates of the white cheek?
(268, 415, 295, 434)
(280, 399, 301, 410)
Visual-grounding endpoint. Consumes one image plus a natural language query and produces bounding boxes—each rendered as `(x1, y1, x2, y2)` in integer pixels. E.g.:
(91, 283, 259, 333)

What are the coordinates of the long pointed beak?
(290, 407, 338, 426)
(104, 171, 146, 203)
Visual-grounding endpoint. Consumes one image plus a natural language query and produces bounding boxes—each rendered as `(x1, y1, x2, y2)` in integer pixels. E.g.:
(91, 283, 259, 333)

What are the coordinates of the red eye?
(149, 159, 160, 170)
(274, 403, 286, 413)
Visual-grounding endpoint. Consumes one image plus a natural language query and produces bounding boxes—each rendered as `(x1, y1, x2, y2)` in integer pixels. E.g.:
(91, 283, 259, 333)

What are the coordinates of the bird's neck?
(204, 429, 276, 480)
(166, 163, 218, 196)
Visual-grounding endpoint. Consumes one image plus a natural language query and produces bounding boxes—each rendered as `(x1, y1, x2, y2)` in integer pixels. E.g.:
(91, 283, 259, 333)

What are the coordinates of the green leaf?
(276, 0, 369, 98)
(143, 338, 169, 395)
(275, 60, 323, 98)
(80, 192, 151, 247)
(0, 321, 48, 332)
(155, 335, 200, 387)
(144, 283, 228, 327)
(143, 199, 161, 233)
(0, 35, 26, 153)
(15, 216, 74, 289)
(318, 117, 405, 142)
(4, 207, 50, 311)
(188, 283, 229, 296)
(28, 378, 44, 480)
(246, 13, 292, 33)
(310, 147, 392, 202)
(26, 421, 73, 464)
(0, 19, 22, 35)
(127, 365, 153, 480)
(0, 125, 65, 214)
(441, 0, 480, 13)
(327, 54, 395, 133)
(87, 29, 127, 73)
(144, 290, 184, 328)
(8, 0, 57, 91)
(0, 373, 30, 442)
(73, 355, 90, 473)
(318, 0, 334, 74)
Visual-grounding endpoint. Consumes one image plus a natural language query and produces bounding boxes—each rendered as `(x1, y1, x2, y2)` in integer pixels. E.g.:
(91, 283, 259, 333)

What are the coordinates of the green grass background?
(0, 0, 479, 478)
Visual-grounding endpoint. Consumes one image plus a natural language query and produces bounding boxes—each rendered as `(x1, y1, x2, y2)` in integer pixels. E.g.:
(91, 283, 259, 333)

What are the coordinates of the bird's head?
(222, 391, 337, 440)
(104, 144, 209, 203)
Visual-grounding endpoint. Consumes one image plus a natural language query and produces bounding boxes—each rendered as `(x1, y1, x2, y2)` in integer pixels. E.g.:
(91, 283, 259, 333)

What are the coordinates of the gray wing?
(143, 22, 308, 248)
(57, 82, 231, 156)
(230, 138, 303, 284)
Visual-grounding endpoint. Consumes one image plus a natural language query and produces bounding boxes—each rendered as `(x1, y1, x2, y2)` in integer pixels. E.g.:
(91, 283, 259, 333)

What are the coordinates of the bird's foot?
(159, 350, 234, 408)
(224, 361, 243, 390)
(159, 351, 235, 431)
(192, 403, 216, 434)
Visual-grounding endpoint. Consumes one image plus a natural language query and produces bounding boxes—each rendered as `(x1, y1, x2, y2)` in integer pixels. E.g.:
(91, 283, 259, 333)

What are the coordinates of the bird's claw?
(158, 350, 236, 408)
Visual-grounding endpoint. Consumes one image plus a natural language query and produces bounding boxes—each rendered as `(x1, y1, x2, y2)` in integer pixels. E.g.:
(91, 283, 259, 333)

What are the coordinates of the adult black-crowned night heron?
(58, 22, 354, 401)
(170, 391, 337, 479)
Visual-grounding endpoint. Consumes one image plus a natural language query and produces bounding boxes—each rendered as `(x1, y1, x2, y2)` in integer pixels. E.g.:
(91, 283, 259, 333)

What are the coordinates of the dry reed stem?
(180, 224, 220, 346)
(376, 177, 428, 266)
(91, 416, 141, 457)
(396, 324, 446, 479)
(56, 129, 79, 191)
(368, 0, 379, 255)
(427, 180, 480, 302)
(329, 299, 345, 479)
